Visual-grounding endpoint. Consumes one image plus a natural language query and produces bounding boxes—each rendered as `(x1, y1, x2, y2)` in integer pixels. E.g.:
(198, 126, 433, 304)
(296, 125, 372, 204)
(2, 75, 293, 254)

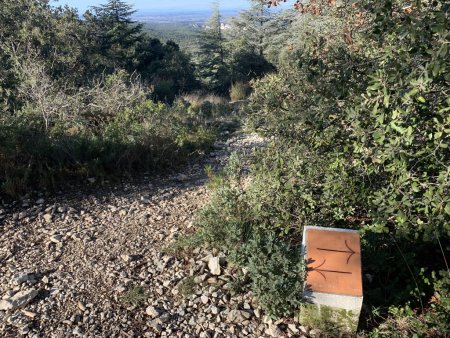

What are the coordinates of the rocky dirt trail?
(0, 132, 311, 338)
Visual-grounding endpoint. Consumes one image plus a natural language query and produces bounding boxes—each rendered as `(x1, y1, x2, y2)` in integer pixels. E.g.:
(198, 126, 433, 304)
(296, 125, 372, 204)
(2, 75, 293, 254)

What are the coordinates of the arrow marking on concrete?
(316, 240, 356, 264)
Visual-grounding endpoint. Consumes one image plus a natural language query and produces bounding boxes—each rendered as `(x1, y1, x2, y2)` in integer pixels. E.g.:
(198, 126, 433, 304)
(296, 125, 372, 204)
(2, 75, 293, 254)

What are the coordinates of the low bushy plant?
(121, 285, 147, 307)
(193, 151, 308, 317)
(177, 276, 197, 298)
(0, 71, 222, 198)
(368, 270, 450, 337)
(245, 236, 306, 318)
(193, 0, 449, 333)
(229, 82, 251, 102)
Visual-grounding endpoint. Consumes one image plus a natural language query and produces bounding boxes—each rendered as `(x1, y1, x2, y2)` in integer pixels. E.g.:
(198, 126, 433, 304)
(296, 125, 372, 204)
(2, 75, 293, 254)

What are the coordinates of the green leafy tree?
(0, 0, 87, 111)
(198, 0, 450, 327)
(228, 49, 275, 83)
(252, 7, 297, 65)
(138, 39, 198, 102)
(249, 0, 450, 240)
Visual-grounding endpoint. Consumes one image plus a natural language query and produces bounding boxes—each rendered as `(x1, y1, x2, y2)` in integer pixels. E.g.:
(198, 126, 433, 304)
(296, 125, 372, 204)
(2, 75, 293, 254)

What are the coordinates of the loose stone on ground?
(0, 133, 306, 337)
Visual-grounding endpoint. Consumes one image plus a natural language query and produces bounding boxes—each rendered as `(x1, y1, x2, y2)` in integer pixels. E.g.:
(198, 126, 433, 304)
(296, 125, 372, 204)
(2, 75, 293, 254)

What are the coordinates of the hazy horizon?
(51, 0, 255, 13)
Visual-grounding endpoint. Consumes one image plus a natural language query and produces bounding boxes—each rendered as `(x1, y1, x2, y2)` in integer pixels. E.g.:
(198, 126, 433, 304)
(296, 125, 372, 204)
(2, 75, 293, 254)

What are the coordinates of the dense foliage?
(0, 69, 225, 197)
(193, 1, 289, 94)
(0, 0, 242, 197)
(0, 0, 198, 108)
(195, 0, 450, 335)
(2, 0, 448, 335)
(0, 0, 282, 198)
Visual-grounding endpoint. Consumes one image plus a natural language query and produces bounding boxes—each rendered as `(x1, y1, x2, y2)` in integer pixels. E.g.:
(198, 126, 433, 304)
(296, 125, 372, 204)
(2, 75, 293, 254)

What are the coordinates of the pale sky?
(51, 0, 255, 13)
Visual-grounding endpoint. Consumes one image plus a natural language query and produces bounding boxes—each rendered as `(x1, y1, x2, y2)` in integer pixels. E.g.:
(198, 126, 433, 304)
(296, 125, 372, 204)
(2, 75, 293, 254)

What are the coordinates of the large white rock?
(226, 309, 251, 323)
(265, 323, 283, 337)
(0, 289, 39, 311)
(208, 257, 221, 276)
(146, 306, 161, 318)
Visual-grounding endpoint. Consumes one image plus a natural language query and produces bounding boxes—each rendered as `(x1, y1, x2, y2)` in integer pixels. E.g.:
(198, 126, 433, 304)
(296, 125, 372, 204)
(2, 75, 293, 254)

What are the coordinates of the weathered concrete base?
(298, 301, 361, 334)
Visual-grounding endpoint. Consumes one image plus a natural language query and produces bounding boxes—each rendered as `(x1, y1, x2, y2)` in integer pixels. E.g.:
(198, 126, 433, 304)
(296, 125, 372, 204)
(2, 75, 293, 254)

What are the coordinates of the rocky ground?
(0, 132, 314, 338)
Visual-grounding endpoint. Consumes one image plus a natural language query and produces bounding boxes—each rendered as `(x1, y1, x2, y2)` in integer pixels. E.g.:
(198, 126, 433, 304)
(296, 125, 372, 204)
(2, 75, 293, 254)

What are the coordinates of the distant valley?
(136, 9, 239, 51)
(133, 9, 240, 24)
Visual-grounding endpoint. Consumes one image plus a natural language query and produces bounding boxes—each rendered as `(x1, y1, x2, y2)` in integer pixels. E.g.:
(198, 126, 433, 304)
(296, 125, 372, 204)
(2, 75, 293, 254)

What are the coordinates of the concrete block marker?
(299, 226, 363, 334)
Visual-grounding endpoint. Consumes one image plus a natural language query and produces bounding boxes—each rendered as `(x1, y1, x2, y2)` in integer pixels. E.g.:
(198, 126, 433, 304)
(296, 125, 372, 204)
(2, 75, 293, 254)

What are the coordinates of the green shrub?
(177, 276, 197, 298)
(182, 93, 232, 123)
(245, 237, 306, 318)
(152, 79, 177, 103)
(229, 49, 275, 83)
(194, 0, 450, 332)
(368, 270, 450, 337)
(229, 82, 251, 102)
(200, 100, 213, 119)
(0, 74, 223, 197)
(193, 152, 308, 317)
(121, 285, 147, 307)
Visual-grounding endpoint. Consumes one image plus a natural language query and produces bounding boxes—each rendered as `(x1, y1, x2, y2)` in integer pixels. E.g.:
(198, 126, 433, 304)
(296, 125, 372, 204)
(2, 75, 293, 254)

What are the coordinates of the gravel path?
(0, 133, 311, 338)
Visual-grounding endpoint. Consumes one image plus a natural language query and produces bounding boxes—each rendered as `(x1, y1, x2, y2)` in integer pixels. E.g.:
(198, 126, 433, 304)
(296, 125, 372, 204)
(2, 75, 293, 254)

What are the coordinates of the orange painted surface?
(305, 228, 363, 297)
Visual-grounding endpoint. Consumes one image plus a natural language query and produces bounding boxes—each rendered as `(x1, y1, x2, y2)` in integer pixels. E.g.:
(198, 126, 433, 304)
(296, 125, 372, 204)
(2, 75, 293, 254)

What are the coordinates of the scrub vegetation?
(1, 0, 449, 336)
